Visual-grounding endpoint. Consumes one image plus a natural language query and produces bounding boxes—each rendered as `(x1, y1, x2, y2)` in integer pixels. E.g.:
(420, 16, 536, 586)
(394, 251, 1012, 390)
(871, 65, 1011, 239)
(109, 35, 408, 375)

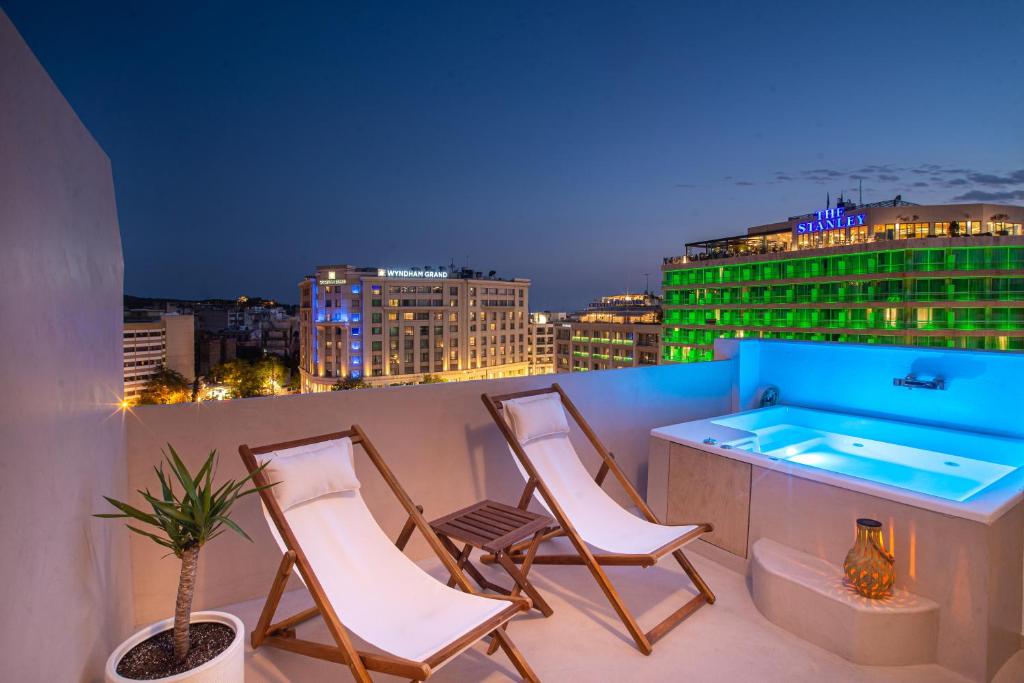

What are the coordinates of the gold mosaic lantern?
(843, 518, 895, 599)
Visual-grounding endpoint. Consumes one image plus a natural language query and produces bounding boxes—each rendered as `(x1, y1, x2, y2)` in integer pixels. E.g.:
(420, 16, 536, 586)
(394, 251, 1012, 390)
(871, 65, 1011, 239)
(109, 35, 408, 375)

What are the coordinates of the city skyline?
(5, 1, 1023, 310)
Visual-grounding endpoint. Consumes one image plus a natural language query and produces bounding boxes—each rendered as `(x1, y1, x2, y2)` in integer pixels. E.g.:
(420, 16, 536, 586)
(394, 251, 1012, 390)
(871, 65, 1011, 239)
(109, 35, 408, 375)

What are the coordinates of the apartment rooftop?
(123, 341, 1024, 683)
(5, 9, 1024, 683)
(668, 200, 1024, 265)
(309, 264, 530, 283)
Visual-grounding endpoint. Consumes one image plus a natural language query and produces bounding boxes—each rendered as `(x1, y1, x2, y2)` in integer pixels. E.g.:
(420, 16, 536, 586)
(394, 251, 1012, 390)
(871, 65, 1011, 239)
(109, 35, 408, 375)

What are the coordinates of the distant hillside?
(124, 294, 296, 312)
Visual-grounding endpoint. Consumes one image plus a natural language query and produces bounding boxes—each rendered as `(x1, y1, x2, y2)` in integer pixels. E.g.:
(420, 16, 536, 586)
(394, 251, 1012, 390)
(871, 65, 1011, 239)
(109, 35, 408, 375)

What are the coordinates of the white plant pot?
(105, 611, 244, 683)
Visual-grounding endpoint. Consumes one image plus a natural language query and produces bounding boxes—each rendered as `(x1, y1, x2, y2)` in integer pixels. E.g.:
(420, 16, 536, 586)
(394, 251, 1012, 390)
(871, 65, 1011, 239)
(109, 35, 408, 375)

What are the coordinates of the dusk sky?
(5, 1, 1023, 309)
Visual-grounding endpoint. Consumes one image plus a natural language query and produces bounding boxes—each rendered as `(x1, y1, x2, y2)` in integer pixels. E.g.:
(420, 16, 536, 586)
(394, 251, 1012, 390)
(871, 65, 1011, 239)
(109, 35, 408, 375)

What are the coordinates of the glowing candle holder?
(843, 518, 895, 599)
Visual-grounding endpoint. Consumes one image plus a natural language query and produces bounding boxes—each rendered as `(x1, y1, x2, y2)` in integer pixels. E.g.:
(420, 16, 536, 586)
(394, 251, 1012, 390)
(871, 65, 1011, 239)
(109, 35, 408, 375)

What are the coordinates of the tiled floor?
(231, 546, 1024, 682)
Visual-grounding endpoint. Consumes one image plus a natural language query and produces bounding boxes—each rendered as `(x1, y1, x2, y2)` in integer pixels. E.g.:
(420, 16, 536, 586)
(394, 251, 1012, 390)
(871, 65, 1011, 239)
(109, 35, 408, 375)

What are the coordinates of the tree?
(420, 374, 445, 384)
(138, 366, 192, 405)
(331, 375, 368, 391)
(254, 355, 288, 395)
(208, 359, 254, 398)
(207, 356, 294, 398)
(96, 448, 270, 663)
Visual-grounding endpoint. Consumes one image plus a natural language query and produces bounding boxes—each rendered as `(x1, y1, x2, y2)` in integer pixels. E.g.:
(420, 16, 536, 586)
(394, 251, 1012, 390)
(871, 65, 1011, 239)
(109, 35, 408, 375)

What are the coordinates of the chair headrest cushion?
(261, 437, 361, 511)
(504, 392, 571, 443)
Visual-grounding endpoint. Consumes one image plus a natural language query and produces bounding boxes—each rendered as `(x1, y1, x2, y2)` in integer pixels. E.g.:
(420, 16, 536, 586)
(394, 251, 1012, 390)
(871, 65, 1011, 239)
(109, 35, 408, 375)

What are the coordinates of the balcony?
(112, 340, 1024, 682)
(4, 14, 1024, 683)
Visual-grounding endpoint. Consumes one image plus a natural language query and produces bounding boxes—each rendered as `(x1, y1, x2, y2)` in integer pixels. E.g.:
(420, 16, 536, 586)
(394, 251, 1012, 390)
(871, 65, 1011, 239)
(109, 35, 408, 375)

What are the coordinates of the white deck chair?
(239, 425, 538, 682)
(481, 384, 715, 654)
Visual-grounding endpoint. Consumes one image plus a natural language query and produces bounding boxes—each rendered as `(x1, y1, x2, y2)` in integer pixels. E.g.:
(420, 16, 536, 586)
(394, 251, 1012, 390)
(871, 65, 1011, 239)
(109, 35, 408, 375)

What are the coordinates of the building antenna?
(859, 178, 863, 206)
(643, 272, 650, 294)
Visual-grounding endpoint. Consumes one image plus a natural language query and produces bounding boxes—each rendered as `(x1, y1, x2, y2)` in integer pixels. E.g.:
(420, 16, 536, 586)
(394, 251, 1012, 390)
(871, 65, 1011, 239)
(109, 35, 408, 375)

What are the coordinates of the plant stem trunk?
(173, 545, 199, 663)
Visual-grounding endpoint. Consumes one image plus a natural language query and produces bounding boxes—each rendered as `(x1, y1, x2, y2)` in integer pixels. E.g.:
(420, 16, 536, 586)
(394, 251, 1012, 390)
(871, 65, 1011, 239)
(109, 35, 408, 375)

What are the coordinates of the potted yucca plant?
(97, 446, 271, 682)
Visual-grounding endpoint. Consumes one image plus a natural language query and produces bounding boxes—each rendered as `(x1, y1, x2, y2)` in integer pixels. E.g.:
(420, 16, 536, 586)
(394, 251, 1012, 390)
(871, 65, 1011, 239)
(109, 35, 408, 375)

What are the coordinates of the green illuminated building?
(661, 200, 1024, 362)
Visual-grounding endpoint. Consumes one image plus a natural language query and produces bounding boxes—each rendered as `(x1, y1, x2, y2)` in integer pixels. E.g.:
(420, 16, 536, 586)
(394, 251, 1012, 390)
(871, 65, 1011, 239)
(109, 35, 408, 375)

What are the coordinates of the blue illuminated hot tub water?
(728, 423, 1014, 502)
(652, 405, 1024, 522)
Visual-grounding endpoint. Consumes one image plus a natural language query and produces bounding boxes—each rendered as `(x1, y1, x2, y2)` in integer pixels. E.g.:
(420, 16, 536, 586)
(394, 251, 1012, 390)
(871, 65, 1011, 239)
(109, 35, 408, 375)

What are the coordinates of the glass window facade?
(662, 245, 1024, 362)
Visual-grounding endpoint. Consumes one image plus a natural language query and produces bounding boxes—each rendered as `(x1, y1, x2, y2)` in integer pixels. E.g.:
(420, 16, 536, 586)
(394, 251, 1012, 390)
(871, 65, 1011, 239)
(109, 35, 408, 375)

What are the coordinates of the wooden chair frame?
(481, 383, 716, 655)
(239, 425, 539, 682)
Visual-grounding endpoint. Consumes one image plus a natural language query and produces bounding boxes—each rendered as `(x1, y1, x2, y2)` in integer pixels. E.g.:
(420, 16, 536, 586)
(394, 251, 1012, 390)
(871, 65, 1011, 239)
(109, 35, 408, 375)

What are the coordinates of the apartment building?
(299, 265, 530, 391)
(556, 293, 662, 373)
(123, 312, 195, 401)
(527, 311, 562, 375)
(662, 199, 1024, 362)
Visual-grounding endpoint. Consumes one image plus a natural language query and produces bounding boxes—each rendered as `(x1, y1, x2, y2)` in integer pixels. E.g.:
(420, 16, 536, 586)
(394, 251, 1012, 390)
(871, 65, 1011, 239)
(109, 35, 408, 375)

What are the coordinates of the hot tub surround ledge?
(750, 538, 939, 667)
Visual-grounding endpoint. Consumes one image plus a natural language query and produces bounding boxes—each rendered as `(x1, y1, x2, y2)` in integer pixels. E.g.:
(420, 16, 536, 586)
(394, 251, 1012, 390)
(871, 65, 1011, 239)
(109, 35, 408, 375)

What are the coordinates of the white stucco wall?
(0, 9, 131, 680)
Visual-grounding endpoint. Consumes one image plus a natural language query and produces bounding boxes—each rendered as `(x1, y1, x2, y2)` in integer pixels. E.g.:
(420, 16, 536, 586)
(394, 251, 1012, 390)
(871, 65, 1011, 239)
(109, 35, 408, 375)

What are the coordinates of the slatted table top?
(430, 499, 553, 554)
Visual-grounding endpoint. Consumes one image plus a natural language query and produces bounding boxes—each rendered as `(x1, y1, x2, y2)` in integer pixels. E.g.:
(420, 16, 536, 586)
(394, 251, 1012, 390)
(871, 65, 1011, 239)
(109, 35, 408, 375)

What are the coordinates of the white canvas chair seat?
(264, 491, 507, 663)
(514, 434, 699, 555)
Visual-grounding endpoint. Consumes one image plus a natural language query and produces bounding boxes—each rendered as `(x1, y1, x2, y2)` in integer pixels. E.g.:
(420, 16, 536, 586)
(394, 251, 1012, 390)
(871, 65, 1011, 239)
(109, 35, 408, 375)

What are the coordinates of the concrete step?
(750, 538, 940, 667)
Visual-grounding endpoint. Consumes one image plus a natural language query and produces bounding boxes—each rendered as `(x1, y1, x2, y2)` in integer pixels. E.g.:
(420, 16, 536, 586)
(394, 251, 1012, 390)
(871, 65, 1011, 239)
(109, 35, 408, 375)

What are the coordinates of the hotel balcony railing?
(662, 318, 1024, 335)
(664, 247, 1024, 285)
(665, 230, 1024, 265)
(664, 290, 1024, 307)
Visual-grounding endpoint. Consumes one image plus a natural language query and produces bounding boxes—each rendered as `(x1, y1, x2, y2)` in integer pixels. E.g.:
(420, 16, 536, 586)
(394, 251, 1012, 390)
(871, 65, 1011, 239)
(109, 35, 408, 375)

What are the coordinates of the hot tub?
(648, 405, 1024, 681)
(651, 405, 1024, 524)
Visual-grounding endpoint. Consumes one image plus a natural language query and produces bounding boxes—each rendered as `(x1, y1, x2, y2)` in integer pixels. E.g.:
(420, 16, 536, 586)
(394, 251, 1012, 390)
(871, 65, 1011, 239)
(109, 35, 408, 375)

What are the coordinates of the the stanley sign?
(795, 206, 866, 235)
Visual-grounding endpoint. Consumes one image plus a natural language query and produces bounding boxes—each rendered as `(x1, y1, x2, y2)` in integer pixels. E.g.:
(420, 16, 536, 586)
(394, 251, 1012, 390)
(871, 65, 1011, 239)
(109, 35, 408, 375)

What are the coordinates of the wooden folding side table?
(430, 499, 554, 620)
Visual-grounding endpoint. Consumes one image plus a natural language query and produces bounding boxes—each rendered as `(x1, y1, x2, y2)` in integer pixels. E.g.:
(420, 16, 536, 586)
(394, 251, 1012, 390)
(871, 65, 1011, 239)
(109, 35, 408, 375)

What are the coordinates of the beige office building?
(299, 265, 530, 391)
(556, 293, 662, 373)
(123, 313, 195, 400)
(527, 312, 558, 375)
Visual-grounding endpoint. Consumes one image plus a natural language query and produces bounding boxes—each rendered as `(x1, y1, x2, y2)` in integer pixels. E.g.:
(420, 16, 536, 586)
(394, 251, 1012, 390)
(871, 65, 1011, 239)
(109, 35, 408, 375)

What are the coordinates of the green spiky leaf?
(95, 447, 274, 556)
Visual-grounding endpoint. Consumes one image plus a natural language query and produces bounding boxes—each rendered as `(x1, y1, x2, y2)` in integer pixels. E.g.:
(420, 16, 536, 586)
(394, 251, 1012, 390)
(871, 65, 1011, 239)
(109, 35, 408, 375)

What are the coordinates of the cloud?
(674, 183, 697, 188)
(952, 189, 1024, 201)
(715, 163, 1024, 204)
(856, 165, 894, 173)
(965, 170, 1024, 186)
(800, 168, 847, 183)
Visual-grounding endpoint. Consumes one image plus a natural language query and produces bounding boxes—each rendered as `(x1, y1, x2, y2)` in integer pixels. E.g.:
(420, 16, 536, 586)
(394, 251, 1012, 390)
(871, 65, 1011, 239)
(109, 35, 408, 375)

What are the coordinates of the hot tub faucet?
(893, 373, 945, 390)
